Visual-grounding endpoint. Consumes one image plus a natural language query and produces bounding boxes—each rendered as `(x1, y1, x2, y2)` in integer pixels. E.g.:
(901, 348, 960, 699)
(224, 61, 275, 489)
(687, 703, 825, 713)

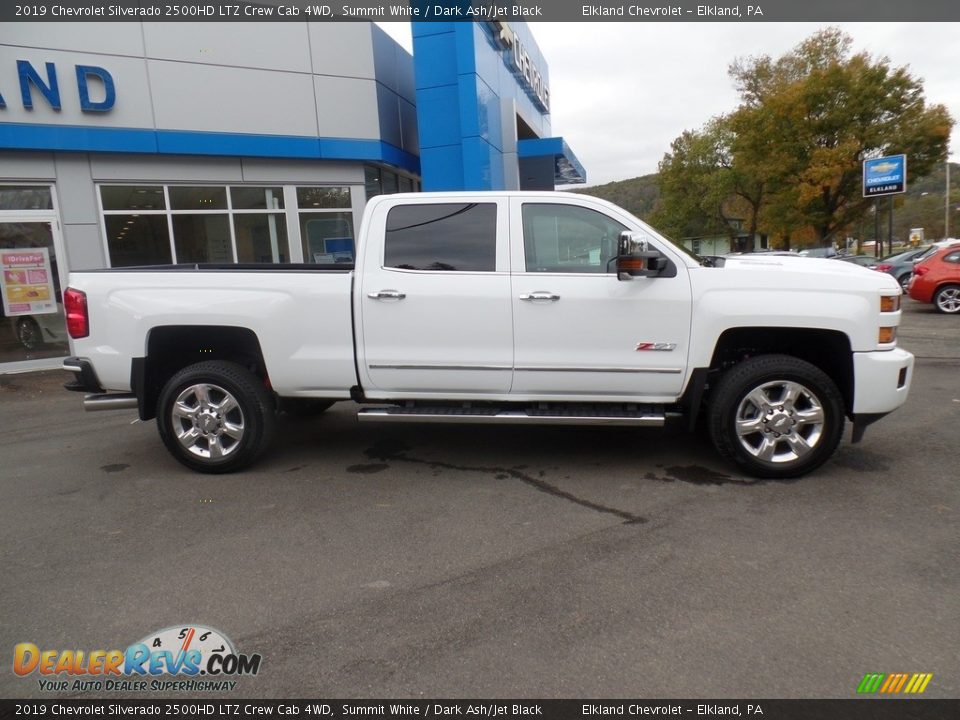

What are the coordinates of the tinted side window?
(943, 251, 960, 263)
(522, 203, 626, 273)
(384, 203, 497, 272)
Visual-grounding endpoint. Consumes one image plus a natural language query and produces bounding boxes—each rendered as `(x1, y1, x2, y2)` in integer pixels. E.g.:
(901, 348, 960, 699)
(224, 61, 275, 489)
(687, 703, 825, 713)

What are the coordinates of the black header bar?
(3, 0, 960, 22)
(1, 699, 958, 720)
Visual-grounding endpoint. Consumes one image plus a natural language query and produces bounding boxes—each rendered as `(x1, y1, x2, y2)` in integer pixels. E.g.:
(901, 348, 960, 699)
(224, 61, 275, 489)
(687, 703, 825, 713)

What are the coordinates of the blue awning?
(517, 136, 586, 185)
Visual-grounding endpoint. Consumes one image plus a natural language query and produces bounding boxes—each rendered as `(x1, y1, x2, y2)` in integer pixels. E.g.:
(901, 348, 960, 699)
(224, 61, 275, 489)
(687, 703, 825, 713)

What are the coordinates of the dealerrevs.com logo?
(13, 624, 261, 693)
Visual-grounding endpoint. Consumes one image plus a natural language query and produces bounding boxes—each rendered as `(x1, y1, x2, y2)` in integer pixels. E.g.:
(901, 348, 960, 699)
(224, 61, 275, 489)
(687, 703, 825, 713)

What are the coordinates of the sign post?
(863, 154, 907, 256)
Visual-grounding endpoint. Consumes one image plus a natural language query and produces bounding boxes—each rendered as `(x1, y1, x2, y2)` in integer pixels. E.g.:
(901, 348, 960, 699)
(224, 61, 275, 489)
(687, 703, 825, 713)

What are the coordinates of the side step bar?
(83, 393, 138, 412)
(357, 407, 665, 427)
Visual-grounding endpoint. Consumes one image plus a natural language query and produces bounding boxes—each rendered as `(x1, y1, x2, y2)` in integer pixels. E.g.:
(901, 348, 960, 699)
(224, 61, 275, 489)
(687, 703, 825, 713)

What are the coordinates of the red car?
(908, 244, 960, 313)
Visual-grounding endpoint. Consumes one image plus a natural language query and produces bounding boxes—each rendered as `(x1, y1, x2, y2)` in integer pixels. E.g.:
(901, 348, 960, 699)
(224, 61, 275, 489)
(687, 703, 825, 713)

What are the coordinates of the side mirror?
(612, 231, 667, 280)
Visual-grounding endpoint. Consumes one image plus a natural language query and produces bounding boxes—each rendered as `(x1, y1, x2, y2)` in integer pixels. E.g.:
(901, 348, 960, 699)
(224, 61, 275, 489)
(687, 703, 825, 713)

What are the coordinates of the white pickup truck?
(62, 192, 912, 478)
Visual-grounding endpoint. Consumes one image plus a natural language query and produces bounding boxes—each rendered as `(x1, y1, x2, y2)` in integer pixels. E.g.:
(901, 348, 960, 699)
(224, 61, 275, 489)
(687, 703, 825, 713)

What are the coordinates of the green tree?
(652, 116, 763, 249)
(729, 28, 953, 246)
(655, 28, 953, 249)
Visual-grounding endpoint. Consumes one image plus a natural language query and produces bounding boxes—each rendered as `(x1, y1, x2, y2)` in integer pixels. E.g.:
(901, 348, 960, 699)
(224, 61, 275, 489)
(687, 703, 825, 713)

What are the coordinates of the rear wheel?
(708, 355, 845, 479)
(897, 273, 911, 292)
(933, 285, 960, 314)
(157, 361, 276, 473)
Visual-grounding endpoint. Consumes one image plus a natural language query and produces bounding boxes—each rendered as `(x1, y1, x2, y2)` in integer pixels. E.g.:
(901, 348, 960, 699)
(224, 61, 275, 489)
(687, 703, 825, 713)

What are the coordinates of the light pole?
(946, 159, 951, 239)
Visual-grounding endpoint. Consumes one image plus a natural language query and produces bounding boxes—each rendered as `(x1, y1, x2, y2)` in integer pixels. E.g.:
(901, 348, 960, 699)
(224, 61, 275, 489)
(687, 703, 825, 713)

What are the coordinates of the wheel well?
(134, 326, 268, 421)
(709, 327, 854, 414)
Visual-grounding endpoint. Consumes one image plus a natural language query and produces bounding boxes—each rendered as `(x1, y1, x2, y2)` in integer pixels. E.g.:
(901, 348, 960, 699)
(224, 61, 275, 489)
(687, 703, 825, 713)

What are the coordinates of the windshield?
(655, 231, 713, 266)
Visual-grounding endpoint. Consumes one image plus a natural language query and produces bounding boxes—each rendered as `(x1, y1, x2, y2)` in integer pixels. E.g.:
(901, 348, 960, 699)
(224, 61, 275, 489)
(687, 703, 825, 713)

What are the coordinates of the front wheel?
(16, 317, 43, 350)
(933, 284, 960, 314)
(707, 355, 845, 479)
(157, 361, 276, 474)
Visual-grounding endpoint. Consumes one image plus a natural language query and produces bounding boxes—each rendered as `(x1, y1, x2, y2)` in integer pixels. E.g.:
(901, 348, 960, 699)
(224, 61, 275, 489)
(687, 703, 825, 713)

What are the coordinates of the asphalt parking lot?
(1, 301, 957, 700)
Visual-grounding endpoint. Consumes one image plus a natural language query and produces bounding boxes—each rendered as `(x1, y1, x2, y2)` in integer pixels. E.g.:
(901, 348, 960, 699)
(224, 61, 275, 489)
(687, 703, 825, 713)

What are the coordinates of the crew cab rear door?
(508, 196, 692, 400)
(356, 196, 513, 396)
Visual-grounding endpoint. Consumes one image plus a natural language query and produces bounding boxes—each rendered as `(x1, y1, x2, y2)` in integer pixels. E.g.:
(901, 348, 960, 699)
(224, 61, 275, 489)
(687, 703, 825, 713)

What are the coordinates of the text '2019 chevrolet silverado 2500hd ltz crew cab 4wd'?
(62, 192, 913, 478)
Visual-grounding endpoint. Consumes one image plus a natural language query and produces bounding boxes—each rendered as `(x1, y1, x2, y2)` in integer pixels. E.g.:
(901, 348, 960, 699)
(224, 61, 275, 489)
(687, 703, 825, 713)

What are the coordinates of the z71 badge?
(635, 342, 677, 351)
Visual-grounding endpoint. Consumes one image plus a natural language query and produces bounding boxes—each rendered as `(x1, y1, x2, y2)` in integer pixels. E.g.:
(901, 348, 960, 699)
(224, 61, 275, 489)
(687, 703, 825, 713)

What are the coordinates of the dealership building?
(0, 20, 584, 369)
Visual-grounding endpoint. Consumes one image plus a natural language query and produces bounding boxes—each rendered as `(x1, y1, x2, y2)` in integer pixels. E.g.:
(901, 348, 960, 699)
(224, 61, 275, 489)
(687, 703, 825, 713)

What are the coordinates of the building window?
(105, 215, 172, 267)
(364, 167, 382, 199)
(296, 186, 354, 264)
(231, 187, 287, 263)
(384, 203, 497, 272)
(364, 166, 419, 200)
(99, 184, 295, 267)
(0, 185, 53, 210)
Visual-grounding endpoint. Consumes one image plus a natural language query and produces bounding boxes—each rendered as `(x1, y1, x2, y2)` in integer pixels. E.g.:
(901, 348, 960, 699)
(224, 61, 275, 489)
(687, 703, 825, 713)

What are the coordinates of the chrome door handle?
(519, 291, 561, 301)
(368, 290, 406, 300)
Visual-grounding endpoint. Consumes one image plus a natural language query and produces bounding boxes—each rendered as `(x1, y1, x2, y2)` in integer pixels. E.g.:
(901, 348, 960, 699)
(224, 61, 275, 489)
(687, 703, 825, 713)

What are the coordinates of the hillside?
(570, 174, 659, 220)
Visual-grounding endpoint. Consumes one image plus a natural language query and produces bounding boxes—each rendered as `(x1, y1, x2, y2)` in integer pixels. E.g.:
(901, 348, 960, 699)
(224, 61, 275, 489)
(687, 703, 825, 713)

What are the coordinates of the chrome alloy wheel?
(170, 383, 245, 460)
(935, 286, 960, 313)
(734, 380, 825, 464)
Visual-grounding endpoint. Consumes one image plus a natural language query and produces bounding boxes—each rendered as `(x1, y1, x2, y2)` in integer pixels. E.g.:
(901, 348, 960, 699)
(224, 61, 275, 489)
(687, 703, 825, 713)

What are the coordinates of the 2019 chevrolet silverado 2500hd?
(62, 192, 913, 478)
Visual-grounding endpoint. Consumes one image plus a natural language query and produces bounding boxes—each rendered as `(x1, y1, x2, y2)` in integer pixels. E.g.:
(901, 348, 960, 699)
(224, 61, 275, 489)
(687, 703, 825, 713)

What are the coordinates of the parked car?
(10, 303, 68, 350)
(832, 255, 879, 269)
(874, 247, 931, 291)
(911, 239, 960, 265)
(798, 247, 838, 258)
(907, 244, 960, 313)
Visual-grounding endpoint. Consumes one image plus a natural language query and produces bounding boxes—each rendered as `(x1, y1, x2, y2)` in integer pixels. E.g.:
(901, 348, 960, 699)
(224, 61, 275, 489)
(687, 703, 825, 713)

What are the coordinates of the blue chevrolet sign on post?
(863, 154, 907, 197)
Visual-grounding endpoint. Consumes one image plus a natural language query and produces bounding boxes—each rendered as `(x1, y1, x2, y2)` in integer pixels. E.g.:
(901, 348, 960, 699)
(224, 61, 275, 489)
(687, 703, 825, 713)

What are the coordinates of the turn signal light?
(64, 288, 89, 339)
(880, 295, 901, 312)
(617, 257, 645, 271)
(878, 326, 897, 344)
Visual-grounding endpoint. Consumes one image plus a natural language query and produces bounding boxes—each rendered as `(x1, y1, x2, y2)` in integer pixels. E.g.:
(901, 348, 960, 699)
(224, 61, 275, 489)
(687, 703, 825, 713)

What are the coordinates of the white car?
(12, 303, 68, 350)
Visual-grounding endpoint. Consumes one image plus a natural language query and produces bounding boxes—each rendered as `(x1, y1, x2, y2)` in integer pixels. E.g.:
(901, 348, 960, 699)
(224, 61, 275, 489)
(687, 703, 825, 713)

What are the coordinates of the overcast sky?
(376, 22, 959, 188)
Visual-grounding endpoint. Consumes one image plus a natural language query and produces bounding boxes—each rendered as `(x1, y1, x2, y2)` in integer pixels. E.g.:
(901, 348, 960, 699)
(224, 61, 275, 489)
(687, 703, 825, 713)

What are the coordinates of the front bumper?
(849, 347, 913, 443)
(851, 347, 913, 415)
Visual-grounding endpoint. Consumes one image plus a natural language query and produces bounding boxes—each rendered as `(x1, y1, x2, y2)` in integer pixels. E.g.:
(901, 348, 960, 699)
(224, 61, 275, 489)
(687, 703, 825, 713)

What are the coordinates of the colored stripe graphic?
(857, 672, 933, 694)
(857, 673, 885, 693)
(904, 673, 934, 694)
(886, 673, 909, 693)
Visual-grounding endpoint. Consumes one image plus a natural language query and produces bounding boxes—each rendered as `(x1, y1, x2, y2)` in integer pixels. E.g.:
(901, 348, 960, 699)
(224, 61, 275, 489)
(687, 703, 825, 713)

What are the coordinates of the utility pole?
(888, 196, 894, 255)
(947, 160, 951, 239)
(874, 200, 879, 254)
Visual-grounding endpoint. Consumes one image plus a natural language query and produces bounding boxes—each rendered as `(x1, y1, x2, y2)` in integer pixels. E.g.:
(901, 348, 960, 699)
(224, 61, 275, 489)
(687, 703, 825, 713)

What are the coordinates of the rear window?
(384, 203, 497, 272)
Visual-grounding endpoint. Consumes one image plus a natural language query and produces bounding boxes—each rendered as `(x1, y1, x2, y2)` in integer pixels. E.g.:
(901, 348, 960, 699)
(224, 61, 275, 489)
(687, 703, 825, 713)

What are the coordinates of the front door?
(357, 197, 514, 397)
(509, 197, 692, 400)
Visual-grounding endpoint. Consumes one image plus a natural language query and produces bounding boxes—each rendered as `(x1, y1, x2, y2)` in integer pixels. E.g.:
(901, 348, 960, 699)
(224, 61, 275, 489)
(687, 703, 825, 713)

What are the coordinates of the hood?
(714, 255, 901, 291)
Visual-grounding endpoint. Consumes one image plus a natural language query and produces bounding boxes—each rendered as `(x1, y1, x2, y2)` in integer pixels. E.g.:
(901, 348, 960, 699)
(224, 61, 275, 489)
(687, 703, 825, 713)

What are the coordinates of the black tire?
(156, 361, 276, 474)
(933, 284, 960, 314)
(279, 398, 335, 416)
(16, 316, 43, 350)
(707, 354, 845, 479)
(897, 273, 911, 292)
